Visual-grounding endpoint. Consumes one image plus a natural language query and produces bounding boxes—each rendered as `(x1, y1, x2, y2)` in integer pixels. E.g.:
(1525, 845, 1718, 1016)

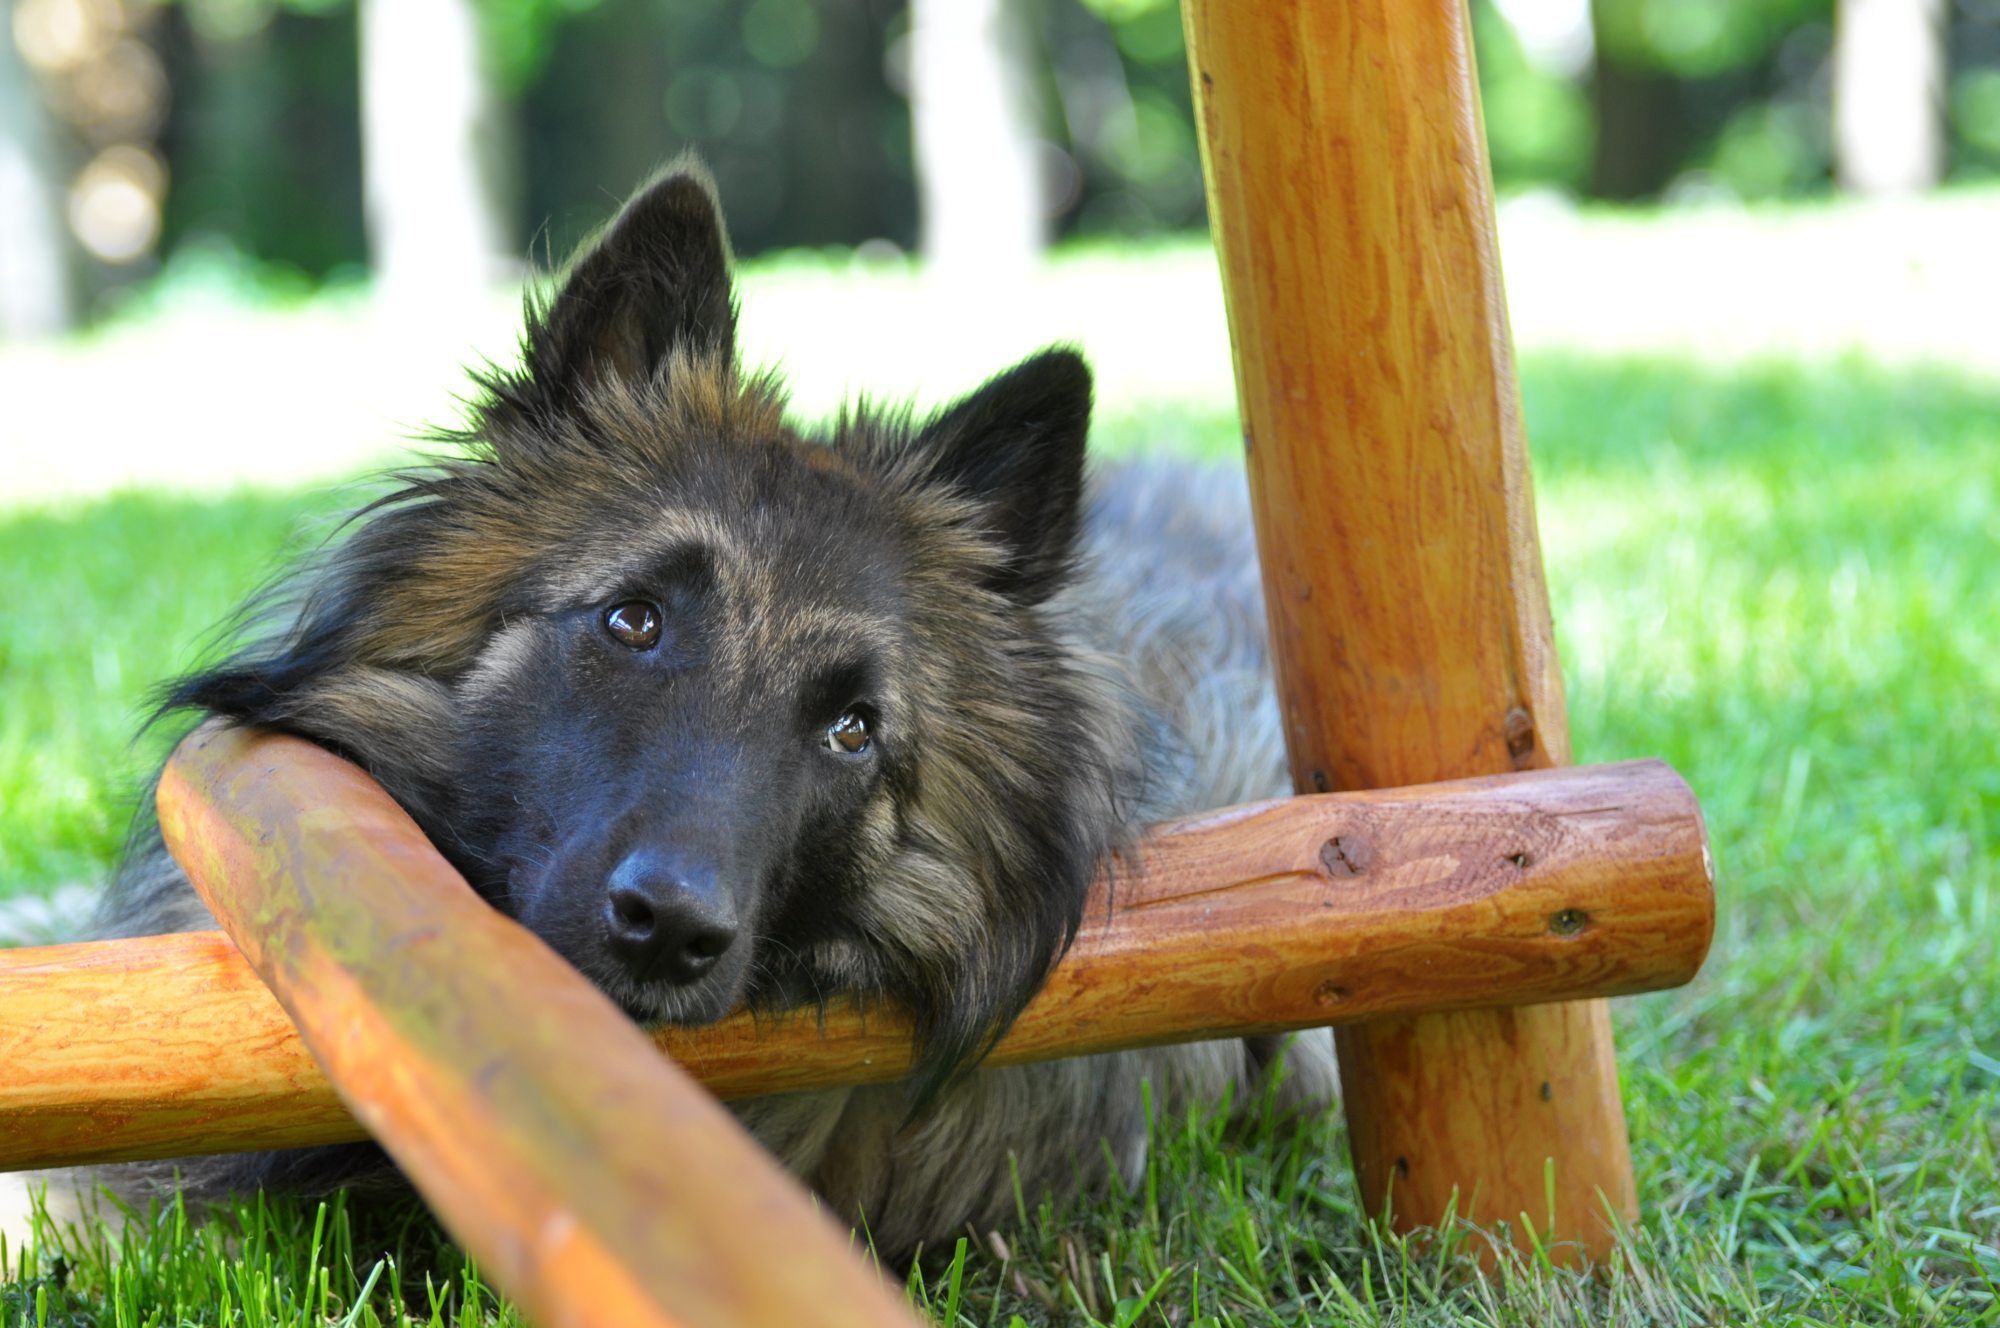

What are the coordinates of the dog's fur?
(42, 163, 1334, 1261)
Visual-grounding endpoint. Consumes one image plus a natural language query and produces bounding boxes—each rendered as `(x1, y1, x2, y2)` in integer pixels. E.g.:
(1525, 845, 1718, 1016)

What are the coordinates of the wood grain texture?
(0, 931, 353, 1165)
(1180, 0, 1659, 1255)
(1, 734, 1711, 1176)
(153, 721, 918, 1328)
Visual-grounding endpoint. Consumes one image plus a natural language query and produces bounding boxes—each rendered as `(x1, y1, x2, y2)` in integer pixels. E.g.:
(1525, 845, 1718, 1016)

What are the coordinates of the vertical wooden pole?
(1180, 0, 1639, 1255)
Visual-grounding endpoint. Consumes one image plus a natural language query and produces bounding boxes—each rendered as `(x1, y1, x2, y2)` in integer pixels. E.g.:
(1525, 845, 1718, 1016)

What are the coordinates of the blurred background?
(4, 0, 1999, 503)
(2, 0, 2000, 308)
(4, 0, 2000, 325)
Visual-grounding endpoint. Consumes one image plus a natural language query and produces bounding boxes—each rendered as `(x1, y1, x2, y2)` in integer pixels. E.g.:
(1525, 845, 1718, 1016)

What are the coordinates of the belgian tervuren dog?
(47, 161, 1335, 1261)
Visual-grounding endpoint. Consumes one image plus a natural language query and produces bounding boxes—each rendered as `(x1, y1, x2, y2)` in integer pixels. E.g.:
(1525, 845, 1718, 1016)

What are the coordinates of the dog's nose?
(603, 849, 738, 985)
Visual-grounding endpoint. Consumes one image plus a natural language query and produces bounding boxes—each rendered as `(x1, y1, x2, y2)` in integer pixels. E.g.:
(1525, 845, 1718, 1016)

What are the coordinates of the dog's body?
(54, 165, 1333, 1260)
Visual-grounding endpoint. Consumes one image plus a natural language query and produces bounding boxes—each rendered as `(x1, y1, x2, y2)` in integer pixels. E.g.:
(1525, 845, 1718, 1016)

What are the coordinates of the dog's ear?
(521, 160, 737, 410)
(919, 348, 1094, 604)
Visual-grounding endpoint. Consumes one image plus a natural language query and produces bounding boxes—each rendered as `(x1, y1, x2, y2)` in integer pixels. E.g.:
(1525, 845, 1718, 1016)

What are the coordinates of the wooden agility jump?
(1, 2, 1715, 1323)
(1, 738, 1710, 1324)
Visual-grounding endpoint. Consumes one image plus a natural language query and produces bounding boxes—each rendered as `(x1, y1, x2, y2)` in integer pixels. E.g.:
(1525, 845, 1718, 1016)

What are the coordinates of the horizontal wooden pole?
(0, 930, 359, 1167)
(158, 724, 916, 1328)
(2, 733, 1711, 1183)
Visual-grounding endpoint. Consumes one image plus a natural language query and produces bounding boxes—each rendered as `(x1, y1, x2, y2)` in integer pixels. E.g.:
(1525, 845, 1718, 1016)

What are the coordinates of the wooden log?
(0, 727, 1711, 1174)
(150, 723, 918, 1328)
(0, 931, 354, 1167)
(1180, 0, 1655, 1256)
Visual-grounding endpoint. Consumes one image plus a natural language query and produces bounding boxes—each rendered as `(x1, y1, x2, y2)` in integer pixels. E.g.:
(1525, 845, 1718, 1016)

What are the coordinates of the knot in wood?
(1548, 907, 1590, 937)
(1320, 834, 1371, 876)
(1311, 978, 1350, 1007)
(1504, 706, 1536, 762)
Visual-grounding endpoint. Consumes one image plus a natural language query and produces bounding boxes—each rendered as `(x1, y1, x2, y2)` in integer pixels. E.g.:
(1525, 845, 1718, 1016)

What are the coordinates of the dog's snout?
(603, 849, 739, 986)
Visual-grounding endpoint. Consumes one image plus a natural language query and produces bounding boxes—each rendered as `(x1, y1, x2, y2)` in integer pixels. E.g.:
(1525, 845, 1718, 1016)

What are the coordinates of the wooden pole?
(1181, 0, 1647, 1255)
(0, 727, 1711, 1172)
(150, 724, 918, 1328)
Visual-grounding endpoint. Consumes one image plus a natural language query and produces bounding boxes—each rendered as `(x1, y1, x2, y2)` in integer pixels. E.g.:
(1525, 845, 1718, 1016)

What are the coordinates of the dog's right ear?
(516, 160, 738, 414)
(917, 348, 1094, 605)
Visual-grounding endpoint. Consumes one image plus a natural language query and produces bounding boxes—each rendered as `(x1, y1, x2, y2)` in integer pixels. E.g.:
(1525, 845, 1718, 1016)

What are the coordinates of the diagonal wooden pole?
(152, 723, 919, 1328)
(1181, 0, 1643, 1256)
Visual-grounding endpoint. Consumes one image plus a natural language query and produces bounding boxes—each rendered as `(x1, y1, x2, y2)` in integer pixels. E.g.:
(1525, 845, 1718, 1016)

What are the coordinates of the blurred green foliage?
(1593, 0, 1829, 77)
(1472, 5, 1595, 189)
(64, 0, 2000, 287)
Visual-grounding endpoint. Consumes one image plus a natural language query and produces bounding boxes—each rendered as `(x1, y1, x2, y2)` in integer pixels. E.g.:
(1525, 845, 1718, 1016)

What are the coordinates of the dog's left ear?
(920, 348, 1093, 604)
(520, 159, 737, 412)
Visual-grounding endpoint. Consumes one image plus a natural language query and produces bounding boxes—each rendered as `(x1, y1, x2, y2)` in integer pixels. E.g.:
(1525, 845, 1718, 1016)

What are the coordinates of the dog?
(20, 161, 1335, 1262)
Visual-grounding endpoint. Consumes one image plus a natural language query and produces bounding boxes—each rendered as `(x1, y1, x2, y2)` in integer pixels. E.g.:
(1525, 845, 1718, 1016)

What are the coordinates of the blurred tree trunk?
(1834, 0, 1946, 195)
(0, 16, 71, 338)
(358, 0, 513, 305)
(1587, 0, 1683, 199)
(909, 0, 1045, 279)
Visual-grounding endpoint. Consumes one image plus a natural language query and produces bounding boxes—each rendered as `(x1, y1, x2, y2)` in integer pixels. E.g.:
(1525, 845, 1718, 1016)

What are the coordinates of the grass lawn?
(3, 214, 1998, 1323)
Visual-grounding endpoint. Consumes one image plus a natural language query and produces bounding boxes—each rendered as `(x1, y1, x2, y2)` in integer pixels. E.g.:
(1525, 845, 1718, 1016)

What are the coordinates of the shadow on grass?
(1521, 352, 2000, 481)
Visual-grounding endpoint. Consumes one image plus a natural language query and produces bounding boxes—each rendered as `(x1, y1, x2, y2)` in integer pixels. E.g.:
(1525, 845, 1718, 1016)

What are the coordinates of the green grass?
(3, 1191, 532, 1328)
(4, 294, 1998, 1316)
(0, 491, 346, 893)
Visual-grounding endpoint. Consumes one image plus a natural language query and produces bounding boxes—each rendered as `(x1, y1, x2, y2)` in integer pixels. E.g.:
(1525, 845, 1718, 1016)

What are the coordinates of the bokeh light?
(68, 144, 165, 263)
(11, 0, 119, 74)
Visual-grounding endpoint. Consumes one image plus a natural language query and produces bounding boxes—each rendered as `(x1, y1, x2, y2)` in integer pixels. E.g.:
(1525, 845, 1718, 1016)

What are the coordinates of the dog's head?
(171, 164, 1130, 1091)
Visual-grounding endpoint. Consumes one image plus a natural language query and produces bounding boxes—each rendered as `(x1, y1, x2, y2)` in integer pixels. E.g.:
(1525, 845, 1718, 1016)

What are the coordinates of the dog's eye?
(603, 601, 662, 650)
(825, 711, 871, 755)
